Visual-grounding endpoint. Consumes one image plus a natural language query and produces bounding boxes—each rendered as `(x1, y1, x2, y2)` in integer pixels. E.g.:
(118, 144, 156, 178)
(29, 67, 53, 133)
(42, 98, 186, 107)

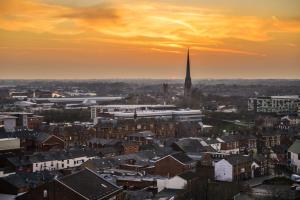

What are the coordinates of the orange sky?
(0, 0, 300, 79)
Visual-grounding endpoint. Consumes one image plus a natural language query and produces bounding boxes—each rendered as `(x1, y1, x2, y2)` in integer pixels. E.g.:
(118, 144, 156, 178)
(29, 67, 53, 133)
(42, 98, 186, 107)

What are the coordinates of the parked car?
(291, 174, 300, 182)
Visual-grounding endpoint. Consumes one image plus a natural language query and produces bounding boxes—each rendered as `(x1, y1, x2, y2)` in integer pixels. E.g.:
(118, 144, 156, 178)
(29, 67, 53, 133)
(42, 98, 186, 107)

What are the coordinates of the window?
(288, 152, 291, 159)
(298, 153, 300, 160)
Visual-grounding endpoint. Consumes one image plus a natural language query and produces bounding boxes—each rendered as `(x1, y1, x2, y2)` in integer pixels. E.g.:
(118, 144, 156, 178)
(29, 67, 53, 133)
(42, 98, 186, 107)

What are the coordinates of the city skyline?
(1, 0, 300, 79)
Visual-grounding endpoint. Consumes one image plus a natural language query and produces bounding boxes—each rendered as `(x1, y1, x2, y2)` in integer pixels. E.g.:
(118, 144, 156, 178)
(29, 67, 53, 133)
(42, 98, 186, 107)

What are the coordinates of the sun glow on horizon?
(0, 0, 299, 79)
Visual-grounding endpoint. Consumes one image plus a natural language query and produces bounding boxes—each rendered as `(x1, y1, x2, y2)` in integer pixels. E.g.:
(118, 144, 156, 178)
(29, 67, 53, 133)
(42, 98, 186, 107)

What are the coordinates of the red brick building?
(36, 134, 65, 151)
(153, 153, 196, 177)
(120, 142, 139, 155)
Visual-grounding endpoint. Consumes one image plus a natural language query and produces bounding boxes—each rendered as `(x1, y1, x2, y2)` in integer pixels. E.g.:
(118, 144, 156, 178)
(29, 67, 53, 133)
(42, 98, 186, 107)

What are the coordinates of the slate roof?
(201, 137, 220, 144)
(98, 147, 120, 155)
(88, 138, 121, 146)
(125, 190, 153, 200)
(114, 150, 156, 166)
(0, 130, 63, 143)
(288, 139, 300, 154)
(219, 135, 239, 143)
(177, 170, 197, 180)
(7, 149, 97, 167)
(253, 154, 267, 163)
(238, 134, 257, 140)
(84, 158, 117, 169)
(224, 154, 252, 166)
(261, 132, 281, 137)
(171, 152, 194, 165)
(139, 143, 176, 156)
(0, 170, 62, 190)
(153, 188, 184, 200)
(174, 138, 216, 153)
(128, 131, 154, 138)
(57, 168, 122, 200)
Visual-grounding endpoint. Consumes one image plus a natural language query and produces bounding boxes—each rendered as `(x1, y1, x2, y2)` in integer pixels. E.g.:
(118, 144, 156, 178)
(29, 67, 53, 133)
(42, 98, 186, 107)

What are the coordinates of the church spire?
(186, 48, 191, 80)
(184, 48, 192, 99)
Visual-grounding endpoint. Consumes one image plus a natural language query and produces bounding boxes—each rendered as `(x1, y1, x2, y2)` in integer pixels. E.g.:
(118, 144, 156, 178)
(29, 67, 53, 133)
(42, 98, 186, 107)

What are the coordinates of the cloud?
(0, 0, 299, 57)
(192, 46, 266, 57)
(59, 4, 119, 21)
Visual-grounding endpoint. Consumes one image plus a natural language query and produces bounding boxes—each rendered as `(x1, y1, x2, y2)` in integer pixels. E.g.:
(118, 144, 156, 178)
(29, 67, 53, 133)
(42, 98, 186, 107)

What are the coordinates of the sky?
(0, 0, 300, 79)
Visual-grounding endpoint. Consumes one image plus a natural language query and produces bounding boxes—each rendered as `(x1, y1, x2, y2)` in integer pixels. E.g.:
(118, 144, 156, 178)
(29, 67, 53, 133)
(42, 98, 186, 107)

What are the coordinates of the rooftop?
(170, 152, 195, 165)
(177, 171, 198, 180)
(224, 154, 252, 165)
(288, 139, 300, 154)
(57, 168, 122, 200)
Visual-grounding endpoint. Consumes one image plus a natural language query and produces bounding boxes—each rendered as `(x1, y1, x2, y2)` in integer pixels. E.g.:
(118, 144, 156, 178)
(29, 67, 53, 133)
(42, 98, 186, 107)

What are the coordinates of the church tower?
(184, 49, 192, 100)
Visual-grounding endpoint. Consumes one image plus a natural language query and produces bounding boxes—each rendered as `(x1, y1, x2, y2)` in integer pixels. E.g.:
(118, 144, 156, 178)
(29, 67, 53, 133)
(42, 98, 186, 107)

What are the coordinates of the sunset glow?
(1, 0, 299, 79)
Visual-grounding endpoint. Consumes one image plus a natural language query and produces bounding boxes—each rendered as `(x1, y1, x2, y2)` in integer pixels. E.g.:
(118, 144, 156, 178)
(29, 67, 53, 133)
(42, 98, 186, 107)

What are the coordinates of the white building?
(31, 150, 96, 172)
(0, 115, 17, 132)
(92, 106, 202, 124)
(288, 140, 300, 174)
(91, 104, 177, 119)
(32, 96, 123, 104)
(157, 171, 197, 192)
(7, 149, 96, 172)
(214, 159, 233, 182)
(214, 155, 253, 182)
(248, 95, 300, 115)
(0, 138, 20, 152)
(0, 112, 32, 129)
(32, 155, 94, 172)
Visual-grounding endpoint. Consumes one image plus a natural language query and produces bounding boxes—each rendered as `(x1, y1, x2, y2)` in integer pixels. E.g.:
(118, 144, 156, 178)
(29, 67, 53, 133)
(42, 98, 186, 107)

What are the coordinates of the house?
(113, 150, 159, 172)
(0, 112, 32, 129)
(255, 116, 280, 128)
(261, 132, 281, 148)
(17, 168, 124, 200)
(27, 115, 44, 130)
(0, 138, 20, 154)
(116, 176, 157, 190)
(280, 116, 300, 128)
(153, 152, 196, 177)
(218, 135, 240, 154)
(252, 154, 268, 177)
(0, 171, 62, 196)
(127, 131, 155, 145)
(201, 137, 222, 152)
(81, 158, 116, 171)
(157, 171, 199, 192)
(120, 142, 139, 155)
(0, 131, 65, 152)
(7, 149, 97, 172)
(171, 137, 217, 160)
(34, 133, 65, 151)
(153, 188, 185, 200)
(87, 138, 122, 149)
(0, 115, 17, 132)
(238, 134, 257, 153)
(98, 147, 120, 157)
(288, 139, 300, 173)
(214, 154, 253, 182)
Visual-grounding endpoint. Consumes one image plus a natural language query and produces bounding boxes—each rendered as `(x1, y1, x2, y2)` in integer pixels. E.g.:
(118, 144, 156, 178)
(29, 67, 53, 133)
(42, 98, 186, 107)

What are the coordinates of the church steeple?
(184, 48, 192, 99)
(186, 48, 191, 80)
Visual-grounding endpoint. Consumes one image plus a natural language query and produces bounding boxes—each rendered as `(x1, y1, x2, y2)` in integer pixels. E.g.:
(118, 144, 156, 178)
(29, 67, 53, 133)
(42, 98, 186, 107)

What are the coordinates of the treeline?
(39, 109, 91, 123)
